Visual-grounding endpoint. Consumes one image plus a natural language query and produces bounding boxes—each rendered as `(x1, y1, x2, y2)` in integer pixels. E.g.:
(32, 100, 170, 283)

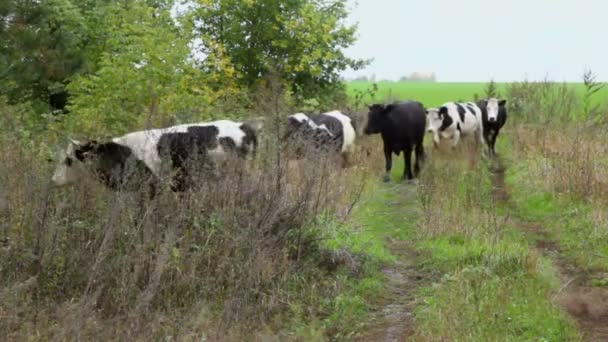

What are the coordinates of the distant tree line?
(350, 72, 437, 82)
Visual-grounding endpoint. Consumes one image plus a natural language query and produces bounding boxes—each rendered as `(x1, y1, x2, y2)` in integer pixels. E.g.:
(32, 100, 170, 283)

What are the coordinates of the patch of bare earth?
(491, 164, 608, 342)
(356, 185, 431, 342)
(527, 222, 608, 341)
(356, 240, 428, 342)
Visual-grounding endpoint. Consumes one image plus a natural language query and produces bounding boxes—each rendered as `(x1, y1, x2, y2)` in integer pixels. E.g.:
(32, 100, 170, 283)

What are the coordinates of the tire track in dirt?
(356, 184, 431, 342)
(490, 158, 608, 342)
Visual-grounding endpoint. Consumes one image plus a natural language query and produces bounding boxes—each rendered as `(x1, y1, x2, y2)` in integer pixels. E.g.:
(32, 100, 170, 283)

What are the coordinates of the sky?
(342, 0, 608, 82)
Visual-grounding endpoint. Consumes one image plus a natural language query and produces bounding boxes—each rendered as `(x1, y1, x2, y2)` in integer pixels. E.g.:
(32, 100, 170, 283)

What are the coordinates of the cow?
(478, 98, 507, 156)
(284, 110, 356, 164)
(363, 101, 426, 182)
(51, 120, 258, 193)
(426, 99, 507, 156)
(426, 101, 484, 149)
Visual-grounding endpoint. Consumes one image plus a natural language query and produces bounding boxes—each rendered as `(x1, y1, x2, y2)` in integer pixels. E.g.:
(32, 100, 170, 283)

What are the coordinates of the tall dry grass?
(0, 93, 364, 340)
(509, 125, 608, 204)
(505, 77, 608, 204)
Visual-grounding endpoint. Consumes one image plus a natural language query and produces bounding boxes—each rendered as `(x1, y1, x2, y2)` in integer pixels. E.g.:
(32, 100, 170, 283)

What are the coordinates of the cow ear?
(438, 106, 448, 115)
(498, 99, 507, 106)
(382, 104, 394, 114)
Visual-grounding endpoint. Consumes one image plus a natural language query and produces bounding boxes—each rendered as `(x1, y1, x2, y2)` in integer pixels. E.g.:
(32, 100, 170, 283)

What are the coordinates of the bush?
(0, 108, 360, 339)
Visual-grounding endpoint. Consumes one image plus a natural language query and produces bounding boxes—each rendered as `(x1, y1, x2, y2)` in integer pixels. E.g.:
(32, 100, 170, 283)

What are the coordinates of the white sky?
(343, 0, 608, 82)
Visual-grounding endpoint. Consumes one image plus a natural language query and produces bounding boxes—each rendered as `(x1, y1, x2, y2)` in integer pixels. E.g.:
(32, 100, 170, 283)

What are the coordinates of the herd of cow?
(51, 98, 507, 192)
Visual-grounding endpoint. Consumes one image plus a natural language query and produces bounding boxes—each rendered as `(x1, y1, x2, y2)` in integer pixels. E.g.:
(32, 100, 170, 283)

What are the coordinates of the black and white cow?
(426, 98, 507, 155)
(478, 98, 507, 156)
(52, 120, 258, 193)
(426, 102, 484, 149)
(285, 110, 356, 160)
(364, 101, 426, 181)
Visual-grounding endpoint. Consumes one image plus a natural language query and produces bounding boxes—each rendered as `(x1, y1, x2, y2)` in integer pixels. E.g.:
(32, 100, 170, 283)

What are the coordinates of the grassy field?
(2, 80, 608, 340)
(340, 80, 608, 340)
(347, 81, 608, 108)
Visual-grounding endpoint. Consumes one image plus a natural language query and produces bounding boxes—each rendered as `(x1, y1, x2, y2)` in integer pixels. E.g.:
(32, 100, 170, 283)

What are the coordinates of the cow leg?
(383, 144, 392, 182)
(481, 129, 492, 157)
(341, 151, 351, 168)
(433, 132, 440, 148)
(414, 144, 425, 177)
(403, 146, 414, 180)
(451, 130, 461, 148)
(490, 131, 497, 156)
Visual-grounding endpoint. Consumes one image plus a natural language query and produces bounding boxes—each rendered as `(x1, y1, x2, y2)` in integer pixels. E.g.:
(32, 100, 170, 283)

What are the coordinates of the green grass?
(286, 165, 422, 340)
(407, 139, 581, 341)
(317, 147, 582, 340)
(347, 81, 608, 107)
(415, 258, 579, 341)
(348, 81, 491, 107)
(506, 152, 608, 275)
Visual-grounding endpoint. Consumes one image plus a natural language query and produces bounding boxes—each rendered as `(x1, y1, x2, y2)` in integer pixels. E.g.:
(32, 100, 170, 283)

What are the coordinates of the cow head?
(52, 139, 99, 186)
(425, 106, 451, 133)
(426, 107, 452, 146)
(364, 104, 393, 135)
(485, 98, 507, 123)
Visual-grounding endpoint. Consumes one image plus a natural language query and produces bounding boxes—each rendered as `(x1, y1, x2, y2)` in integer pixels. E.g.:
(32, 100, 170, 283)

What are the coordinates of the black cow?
(477, 98, 507, 156)
(364, 101, 426, 182)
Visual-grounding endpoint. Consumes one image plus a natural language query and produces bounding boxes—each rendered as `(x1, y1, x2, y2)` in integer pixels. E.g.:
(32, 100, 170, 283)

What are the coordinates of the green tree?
(0, 0, 89, 110)
(192, 0, 367, 105)
(61, 0, 242, 136)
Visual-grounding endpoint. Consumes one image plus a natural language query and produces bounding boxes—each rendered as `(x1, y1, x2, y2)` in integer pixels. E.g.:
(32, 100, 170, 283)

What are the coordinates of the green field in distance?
(347, 81, 607, 108)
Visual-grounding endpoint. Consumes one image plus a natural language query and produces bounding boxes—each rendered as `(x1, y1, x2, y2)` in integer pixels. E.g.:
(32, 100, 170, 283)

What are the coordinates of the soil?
(355, 185, 431, 342)
(356, 240, 429, 342)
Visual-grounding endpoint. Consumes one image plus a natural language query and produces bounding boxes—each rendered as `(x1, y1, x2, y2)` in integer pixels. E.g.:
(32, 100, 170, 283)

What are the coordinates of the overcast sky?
(343, 0, 608, 82)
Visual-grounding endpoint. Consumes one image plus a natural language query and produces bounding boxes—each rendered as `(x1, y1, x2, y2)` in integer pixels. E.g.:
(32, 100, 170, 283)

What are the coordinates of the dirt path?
(489, 160, 608, 342)
(357, 240, 428, 342)
(356, 184, 430, 342)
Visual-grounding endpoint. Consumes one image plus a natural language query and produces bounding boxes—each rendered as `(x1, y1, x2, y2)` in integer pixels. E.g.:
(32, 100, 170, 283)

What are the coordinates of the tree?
(61, 0, 242, 136)
(483, 78, 499, 98)
(0, 0, 89, 110)
(192, 0, 367, 105)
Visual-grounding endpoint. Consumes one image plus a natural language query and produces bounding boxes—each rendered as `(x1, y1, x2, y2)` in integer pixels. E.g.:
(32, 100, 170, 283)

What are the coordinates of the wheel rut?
(489, 158, 608, 342)
(356, 184, 431, 342)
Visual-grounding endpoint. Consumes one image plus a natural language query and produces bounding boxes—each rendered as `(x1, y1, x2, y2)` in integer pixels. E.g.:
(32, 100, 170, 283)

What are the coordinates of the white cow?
(52, 120, 258, 192)
(426, 102, 484, 148)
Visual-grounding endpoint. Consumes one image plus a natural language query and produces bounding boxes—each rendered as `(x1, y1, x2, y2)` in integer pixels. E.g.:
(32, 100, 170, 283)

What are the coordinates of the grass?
(3, 79, 608, 340)
(313, 160, 423, 339)
(348, 81, 492, 107)
(404, 139, 582, 341)
(505, 127, 608, 276)
(347, 81, 608, 108)
(318, 133, 584, 340)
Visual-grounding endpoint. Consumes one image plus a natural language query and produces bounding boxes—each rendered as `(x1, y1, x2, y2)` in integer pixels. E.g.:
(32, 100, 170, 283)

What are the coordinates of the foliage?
(0, 127, 372, 339)
(483, 78, 500, 98)
(0, 0, 90, 111)
(581, 69, 606, 123)
(192, 0, 367, 106)
(412, 147, 581, 341)
(58, 1, 243, 137)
